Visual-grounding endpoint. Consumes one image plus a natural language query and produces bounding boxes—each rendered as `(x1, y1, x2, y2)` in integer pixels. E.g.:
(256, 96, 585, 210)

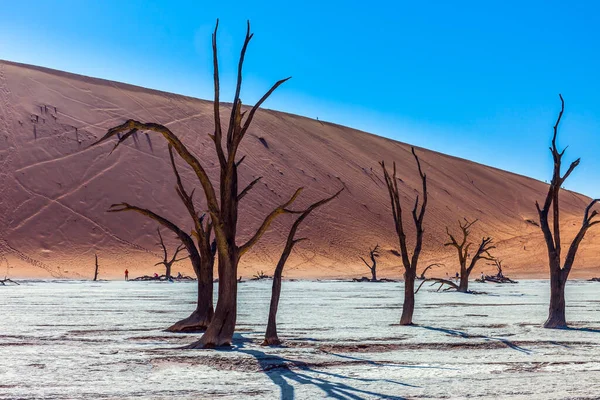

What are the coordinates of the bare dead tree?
(94, 20, 300, 347)
(489, 259, 504, 277)
(0, 258, 18, 285)
(484, 259, 517, 284)
(359, 244, 380, 282)
(444, 218, 495, 292)
(155, 228, 189, 279)
(93, 254, 99, 281)
(264, 189, 341, 346)
(252, 270, 270, 280)
(380, 147, 427, 325)
(536, 94, 600, 328)
(419, 263, 444, 280)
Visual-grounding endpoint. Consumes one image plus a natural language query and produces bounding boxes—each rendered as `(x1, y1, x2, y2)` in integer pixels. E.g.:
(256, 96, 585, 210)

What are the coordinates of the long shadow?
(223, 335, 412, 399)
(562, 326, 600, 333)
(419, 326, 532, 354)
(322, 351, 456, 371)
(242, 348, 412, 400)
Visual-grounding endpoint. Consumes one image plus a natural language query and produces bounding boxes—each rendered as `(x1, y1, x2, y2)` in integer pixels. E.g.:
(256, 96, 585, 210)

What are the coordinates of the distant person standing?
(124, 269, 129, 281)
(455, 272, 459, 281)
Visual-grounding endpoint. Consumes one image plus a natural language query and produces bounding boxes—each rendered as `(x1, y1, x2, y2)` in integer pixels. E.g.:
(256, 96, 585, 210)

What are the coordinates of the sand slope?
(1, 60, 598, 279)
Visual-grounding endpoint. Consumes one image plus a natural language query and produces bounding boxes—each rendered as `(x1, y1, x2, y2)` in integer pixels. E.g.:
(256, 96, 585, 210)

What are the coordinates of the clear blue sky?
(1, 1, 598, 197)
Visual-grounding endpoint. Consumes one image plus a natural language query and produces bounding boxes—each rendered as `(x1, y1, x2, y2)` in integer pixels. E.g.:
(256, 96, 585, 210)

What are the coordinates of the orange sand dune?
(1, 60, 598, 280)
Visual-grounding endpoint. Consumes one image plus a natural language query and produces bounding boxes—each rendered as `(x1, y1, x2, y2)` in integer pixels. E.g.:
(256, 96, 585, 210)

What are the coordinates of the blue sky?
(1, 1, 599, 197)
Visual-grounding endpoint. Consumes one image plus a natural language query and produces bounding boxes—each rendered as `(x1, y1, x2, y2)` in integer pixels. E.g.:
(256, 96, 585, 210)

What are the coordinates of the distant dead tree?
(536, 95, 600, 328)
(107, 145, 216, 333)
(1, 258, 18, 286)
(0, 278, 19, 286)
(95, 20, 302, 347)
(264, 190, 341, 346)
(492, 259, 503, 276)
(444, 218, 495, 292)
(93, 254, 99, 281)
(419, 263, 443, 280)
(155, 228, 189, 279)
(359, 244, 380, 282)
(381, 147, 428, 325)
(252, 270, 270, 280)
(484, 259, 517, 284)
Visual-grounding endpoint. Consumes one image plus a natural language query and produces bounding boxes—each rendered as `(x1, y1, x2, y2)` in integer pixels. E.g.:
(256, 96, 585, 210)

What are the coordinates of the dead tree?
(106, 145, 216, 333)
(359, 244, 380, 281)
(444, 218, 495, 292)
(491, 259, 504, 277)
(252, 270, 270, 280)
(155, 228, 189, 279)
(484, 259, 517, 284)
(419, 263, 443, 279)
(264, 190, 341, 346)
(0, 259, 18, 285)
(536, 94, 600, 328)
(93, 254, 99, 281)
(95, 20, 301, 347)
(380, 147, 428, 325)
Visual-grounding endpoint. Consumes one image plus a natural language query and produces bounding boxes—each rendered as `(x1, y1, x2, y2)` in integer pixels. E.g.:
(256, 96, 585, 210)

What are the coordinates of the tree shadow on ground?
(418, 326, 532, 354)
(224, 334, 413, 399)
(562, 326, 600, 333)
(321, 351, 457, 371)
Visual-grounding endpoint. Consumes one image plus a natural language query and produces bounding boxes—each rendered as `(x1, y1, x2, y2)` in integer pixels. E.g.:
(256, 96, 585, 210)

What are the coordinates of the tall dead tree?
(359, 244, 380, 282)
(264, 189, 341, 346)
(95, 21, 301, 347)
(107, 145, 216, 333)
(445, 218, 495, 292)
(93, 254, 99, 281)
(381, 147, 428, 325)
(536, 94, 600, 328)
(155, 228, 189, 279)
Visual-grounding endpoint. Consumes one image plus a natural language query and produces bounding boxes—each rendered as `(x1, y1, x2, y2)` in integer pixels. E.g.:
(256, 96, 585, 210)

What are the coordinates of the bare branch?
(551, 93, 565, 153)
(238, 187, 304, 256)
(93, 120, 220, 223)
(238, 177, 262, 201)
(359, 256, 372, 269)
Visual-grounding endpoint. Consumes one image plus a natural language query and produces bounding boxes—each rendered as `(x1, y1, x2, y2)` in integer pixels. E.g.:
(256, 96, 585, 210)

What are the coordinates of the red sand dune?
(1, 60, 598, 280)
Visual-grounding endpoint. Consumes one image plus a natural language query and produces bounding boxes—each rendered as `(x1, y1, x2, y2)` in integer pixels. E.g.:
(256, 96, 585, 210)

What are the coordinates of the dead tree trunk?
(93, 254, 99, 281)
(380, 147, 428, 325)
(445, 219, 495, 293)
(264, 190, 341, 346)
(536, 95, 600, 329)
(166, 145, 216, 332)
(95, 20, 299, 347)
(359, 244, 380, 282)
